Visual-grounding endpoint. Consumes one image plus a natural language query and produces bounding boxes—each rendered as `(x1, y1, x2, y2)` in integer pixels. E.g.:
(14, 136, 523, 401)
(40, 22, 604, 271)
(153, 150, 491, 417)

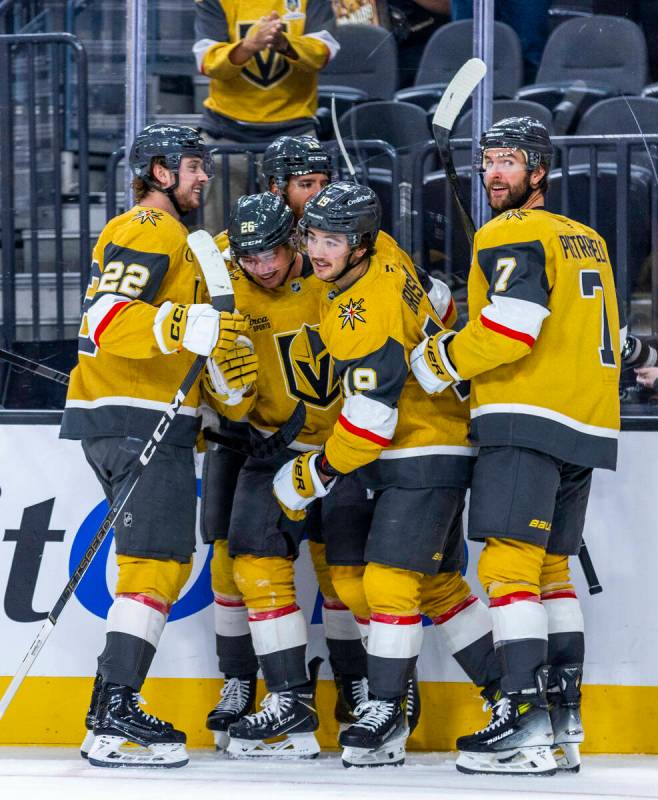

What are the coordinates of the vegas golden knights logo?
(238, 22, 291, 88)
(276, 323, 340, 408)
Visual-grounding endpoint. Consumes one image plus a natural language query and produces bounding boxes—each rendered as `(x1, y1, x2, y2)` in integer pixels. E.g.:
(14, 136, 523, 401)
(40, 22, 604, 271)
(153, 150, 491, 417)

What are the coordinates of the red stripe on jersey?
(248, 603, 299, 622)
(354, 616, 370, 626)
(214, 596, 246, 608)
(480, 314, 535, 348)
(338, 413, 392, 448)
(93, 300, 130, 347)
(441, 297, 456, 325)
(116, 592, 170, 615)
(541, 589, 578, 601)
(489, 591, 541, 608)
(323, 599, 350, 611)
(371, 611, 422, 626)
(432, 594, 478, 625)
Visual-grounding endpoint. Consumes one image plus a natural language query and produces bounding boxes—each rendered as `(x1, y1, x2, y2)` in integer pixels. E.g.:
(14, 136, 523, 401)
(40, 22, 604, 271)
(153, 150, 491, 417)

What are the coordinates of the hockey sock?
(367, 612, 423, 698)
(248, 603, 308, 692)
(322, 599, 367, 677)
(542, 588, 585, 669)
(97, 593, 168, 690)
(490, 592, 548, 693)
(213, 593, 259, 677)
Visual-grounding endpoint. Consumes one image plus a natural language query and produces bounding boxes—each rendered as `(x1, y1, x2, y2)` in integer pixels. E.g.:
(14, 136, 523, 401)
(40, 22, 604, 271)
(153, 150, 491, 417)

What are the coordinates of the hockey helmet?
(478, 116, 553, 172)
(228, 192, 295, 258)
(262, 135, 333, 191)
(129, 123, 214, 180)
(300, 181, 381, 248)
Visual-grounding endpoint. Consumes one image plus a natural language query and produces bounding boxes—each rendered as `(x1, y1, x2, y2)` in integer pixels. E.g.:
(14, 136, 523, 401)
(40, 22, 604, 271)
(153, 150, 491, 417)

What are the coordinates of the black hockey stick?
(431, 58, 486, 245)
(0, 230, 234, 719)
(202, 398, 306, 460)
(0, 347, 70, 385)
(432, 60, 603, 595)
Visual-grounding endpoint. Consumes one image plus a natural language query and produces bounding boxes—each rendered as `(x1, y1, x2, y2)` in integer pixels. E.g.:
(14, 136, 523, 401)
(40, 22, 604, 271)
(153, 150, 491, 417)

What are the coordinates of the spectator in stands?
(636, 366, 658, 393)
(451, 0, 550, 84)
(193, 1, 339, 234)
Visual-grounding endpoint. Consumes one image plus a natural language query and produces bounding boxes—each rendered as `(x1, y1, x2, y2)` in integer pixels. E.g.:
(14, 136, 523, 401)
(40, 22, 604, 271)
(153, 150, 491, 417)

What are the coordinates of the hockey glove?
(204, 339, 258, 407)
(410, 329, 461, 394)
(622, 335, 657, 368)
(273, 451, 337, 522)
(154, 302, 247, 357)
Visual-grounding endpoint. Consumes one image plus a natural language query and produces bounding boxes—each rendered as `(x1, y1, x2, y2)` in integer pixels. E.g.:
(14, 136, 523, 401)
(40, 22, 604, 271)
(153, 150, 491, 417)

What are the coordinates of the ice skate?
(80, 673, 102, 759)
(550, 664, 584, 773)
(227, 658, 322, 759)
(406, 670, 421, 735)
(456, 666, 557, 776)
(206, 675, 257, 751)
(88, 683, 188, 768)
(334, 674, 369, 734)
(339, 696, 408, 767)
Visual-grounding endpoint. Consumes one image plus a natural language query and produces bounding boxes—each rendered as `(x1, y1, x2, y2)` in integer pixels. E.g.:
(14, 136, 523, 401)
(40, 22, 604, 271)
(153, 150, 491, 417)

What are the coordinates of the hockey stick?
(432, 60, 603, 595)
(0, 230, 233, 720)
(0, 347, 70, 385)
(331, 94, 356, 180)
(431, 57, 487, 245)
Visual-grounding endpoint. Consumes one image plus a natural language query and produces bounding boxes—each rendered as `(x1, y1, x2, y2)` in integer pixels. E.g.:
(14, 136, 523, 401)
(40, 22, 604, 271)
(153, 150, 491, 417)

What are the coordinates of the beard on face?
(486, 173, 533, 214)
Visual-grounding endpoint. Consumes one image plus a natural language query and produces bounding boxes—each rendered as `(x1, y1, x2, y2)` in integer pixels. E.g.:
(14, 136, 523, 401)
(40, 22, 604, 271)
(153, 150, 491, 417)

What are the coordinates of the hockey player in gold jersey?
(60, 124, 250, 769)
(274, 181, 502, 767)
(411, 117, 622, 775)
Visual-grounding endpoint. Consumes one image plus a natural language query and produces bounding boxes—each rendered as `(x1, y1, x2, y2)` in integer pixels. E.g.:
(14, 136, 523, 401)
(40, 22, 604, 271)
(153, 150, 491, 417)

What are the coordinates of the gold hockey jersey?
(319, 252, 475, 489)
(212, 257, 342, 449)
(60, 206, 205, 446)
(194, 0, 337, 125)
(447, 208, 621, 470)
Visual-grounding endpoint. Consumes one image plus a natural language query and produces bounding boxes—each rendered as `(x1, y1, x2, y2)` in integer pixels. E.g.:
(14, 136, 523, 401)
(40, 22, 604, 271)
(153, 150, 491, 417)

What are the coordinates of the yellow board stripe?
(0, 677, 656, 754)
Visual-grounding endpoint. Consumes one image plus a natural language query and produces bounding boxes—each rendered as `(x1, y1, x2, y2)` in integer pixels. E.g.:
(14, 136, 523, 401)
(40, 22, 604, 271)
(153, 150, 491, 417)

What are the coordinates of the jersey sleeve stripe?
(441, 296, 456, 325)
(91, 297, 131, 347)
(193, 38, 219, 73)
(480, 314, 536, 347)
(338, 413, 392, 447)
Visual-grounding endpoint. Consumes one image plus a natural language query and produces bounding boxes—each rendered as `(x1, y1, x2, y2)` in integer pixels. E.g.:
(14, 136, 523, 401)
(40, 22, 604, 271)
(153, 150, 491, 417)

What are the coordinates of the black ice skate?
(227, 658, 322, 759)
(80, 673, 102, 759)
(206, 675, 257, 751)
(549, 664, 584, 773)
(406, 670, 421, 735)
(456, 666, 557, 776)
(88, 683, 188, 768)
(334, 673, 369, 732)
(339, 696, 408, 768)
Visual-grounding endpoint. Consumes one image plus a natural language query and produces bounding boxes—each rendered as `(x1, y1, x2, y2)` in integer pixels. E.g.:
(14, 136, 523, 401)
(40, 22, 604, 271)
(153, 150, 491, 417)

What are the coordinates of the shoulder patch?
(338, 297, 367, 330)
(132, 208, 164, 226)
(503, 209, 530, 222)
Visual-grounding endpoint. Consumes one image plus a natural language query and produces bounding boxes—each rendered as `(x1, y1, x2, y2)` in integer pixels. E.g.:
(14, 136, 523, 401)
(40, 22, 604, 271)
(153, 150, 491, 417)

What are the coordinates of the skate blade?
(227, 732, 320, 759)
(80, 729, 95, 760)
(87, 735, 189, 768)
(341, 732, 407, 768)
(552, 742, 581, 772)
(456, 745, 558, 776)
(213, 731, 230, 752)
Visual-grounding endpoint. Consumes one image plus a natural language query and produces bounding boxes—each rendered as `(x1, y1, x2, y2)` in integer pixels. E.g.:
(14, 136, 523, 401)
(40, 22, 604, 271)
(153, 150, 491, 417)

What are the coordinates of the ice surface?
(1, 748, 657, 800)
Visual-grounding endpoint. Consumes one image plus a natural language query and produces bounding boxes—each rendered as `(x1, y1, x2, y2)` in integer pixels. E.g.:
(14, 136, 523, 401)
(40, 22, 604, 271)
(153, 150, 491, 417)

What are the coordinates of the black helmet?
(300, 181, 381, 248)
(262, 135, 333, 191)
(228, 193, 295, 258)
(129, 123, 214, 180)
(478, 116, 553, 171)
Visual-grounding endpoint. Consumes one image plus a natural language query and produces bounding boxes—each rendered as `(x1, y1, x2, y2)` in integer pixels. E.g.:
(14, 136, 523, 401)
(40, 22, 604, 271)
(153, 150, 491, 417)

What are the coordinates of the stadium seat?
(515, 15, 649, 133)
(394, 20, 523, 112)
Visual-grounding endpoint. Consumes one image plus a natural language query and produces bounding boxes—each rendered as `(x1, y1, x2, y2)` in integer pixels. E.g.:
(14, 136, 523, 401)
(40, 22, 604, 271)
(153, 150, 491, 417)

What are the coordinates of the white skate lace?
(215, 677, 251, 715)
(131, 693, 168, 728)
(352, 699, 395, 732)
(348, 678, 369, 710)
(475, 696, 511, 734)
(245, 692, 294, 726)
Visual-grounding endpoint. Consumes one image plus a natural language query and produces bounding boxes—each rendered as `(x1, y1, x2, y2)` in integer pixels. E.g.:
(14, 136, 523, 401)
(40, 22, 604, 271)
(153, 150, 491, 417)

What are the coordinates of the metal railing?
(0, 31, 89, 346)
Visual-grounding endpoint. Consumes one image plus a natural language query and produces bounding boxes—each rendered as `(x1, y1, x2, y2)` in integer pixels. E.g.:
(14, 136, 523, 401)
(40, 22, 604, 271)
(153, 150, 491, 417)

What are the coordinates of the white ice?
(1, 748, 657, 800)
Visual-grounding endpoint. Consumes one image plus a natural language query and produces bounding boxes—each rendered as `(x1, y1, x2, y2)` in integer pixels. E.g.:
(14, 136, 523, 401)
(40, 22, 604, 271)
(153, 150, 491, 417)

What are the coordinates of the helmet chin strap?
(326, 248, 369, 286)
(146, 173, 184, 216)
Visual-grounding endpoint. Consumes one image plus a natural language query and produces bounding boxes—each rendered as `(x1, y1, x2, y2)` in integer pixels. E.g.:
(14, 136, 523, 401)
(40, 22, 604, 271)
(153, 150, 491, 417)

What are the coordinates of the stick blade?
(187, 230, 234, 311)
(432, 58, 487, 134)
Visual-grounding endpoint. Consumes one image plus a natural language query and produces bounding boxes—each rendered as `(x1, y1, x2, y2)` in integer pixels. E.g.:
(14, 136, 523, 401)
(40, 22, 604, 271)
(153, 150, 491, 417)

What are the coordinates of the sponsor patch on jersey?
(276, 323, 341, 408)
(244, 313, 271, 332)
(132, 209, 163, 226)
(338, 297, 366, 330)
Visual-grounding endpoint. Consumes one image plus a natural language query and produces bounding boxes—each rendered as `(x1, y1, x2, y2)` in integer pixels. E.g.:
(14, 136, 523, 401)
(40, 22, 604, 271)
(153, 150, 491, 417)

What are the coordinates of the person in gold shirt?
(60, 123, 249, 769)
(274, 182, 502, 768)
(193, 0, 339, 231)
(411, 117, 622, 776)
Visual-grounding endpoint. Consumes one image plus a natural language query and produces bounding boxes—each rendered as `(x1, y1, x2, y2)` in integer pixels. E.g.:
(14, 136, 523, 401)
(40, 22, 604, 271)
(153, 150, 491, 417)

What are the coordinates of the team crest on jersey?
(238, 22, 291, 88)
(338, 297, 366, 330)
(504, 209, 529, 221)
(132, 209, 163, 226)
(276, 323, 340, 408)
